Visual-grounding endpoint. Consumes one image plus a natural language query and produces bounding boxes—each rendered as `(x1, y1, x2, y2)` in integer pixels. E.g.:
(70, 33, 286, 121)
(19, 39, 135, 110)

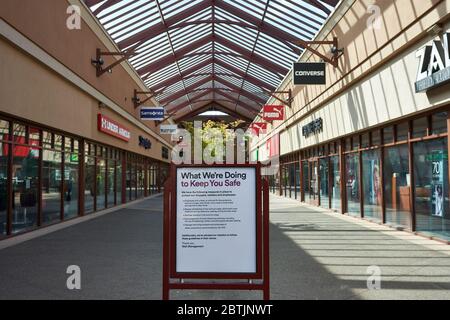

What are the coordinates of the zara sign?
(415, 29, 450, 93)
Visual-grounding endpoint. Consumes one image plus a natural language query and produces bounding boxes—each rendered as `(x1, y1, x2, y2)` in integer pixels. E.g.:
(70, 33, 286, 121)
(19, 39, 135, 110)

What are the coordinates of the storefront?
(255, 0, 450, 243)
(0, 1, 173, 239)
(0, 114, 169, 237)
(278, 108, 450, 241)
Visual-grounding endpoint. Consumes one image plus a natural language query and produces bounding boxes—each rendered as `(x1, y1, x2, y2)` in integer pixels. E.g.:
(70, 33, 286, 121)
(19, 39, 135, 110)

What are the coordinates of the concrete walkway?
(0, 194, 449, 300)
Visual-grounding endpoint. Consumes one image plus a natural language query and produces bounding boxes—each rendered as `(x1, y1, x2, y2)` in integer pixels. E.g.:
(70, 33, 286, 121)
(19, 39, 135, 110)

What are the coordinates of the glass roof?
(85, 0, 338, 121)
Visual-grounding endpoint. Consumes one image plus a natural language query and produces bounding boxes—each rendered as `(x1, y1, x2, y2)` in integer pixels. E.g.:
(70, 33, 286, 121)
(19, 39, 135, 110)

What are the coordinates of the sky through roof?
(85, 0, 338, 122)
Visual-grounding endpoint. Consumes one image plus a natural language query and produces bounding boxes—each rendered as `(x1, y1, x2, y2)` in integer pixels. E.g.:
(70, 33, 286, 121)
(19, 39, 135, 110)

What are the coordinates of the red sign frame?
(262, 105, 284, 121)
(249, 122, 268, 135)
(97, 114, 131, 142)
(162, 163, 270, 300)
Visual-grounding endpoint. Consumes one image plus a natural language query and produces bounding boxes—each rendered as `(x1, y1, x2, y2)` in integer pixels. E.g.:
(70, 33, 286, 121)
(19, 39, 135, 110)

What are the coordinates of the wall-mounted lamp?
(427, 23, 443, 35)
(92, 48, 135, 77)
(330, 46, 344, 55)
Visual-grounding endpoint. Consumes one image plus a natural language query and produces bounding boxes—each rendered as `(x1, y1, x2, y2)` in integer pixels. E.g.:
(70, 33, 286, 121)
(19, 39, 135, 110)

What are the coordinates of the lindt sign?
(415, 29, 450, 92)
(97, 114, 131, 142)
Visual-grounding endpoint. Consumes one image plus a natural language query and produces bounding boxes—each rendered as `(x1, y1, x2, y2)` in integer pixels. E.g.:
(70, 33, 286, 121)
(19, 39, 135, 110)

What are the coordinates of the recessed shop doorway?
(319, 158, 330, 209)
(304, 160, 319, 206)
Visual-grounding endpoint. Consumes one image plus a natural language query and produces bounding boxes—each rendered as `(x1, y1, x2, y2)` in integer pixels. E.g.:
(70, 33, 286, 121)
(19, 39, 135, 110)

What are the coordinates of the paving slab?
(0, 194, 449, 300)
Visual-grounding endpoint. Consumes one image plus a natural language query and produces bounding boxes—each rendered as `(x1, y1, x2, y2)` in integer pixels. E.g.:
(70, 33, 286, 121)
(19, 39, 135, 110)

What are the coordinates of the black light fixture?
(92, 48, 135, 77)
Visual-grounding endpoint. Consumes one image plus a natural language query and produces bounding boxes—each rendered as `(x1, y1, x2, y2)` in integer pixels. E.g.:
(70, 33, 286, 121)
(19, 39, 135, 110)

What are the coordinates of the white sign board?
(176, 167, 257, 273)
(160, 124, 178, 135)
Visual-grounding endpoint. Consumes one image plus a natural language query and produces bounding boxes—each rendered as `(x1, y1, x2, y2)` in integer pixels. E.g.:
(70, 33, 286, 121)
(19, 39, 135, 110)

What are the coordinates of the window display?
(319, 158, 329, 208)
(414, 138, 450, 240)
(345, 153, 360, 217)
(330, 156, 341, 211)
(384, 145, 411, 229)
(362, 150, 382, 222)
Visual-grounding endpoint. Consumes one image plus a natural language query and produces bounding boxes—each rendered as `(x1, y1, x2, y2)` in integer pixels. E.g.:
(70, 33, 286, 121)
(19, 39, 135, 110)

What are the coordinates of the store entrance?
(307, 160, 319, 206)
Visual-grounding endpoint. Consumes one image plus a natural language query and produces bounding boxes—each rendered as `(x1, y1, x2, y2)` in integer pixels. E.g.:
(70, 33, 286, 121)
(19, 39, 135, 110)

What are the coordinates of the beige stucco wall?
(0, 36, 169, 161)
(252, 0, 450, 157)
(280, 23, 450, 154)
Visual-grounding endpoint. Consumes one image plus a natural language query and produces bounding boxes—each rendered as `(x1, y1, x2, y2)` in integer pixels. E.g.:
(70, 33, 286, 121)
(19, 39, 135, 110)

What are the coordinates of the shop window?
(319, 158, 329, 208)
(383, 126, 394, 144)
(281, 165, 288, 197)
(117, 162, 123, 204)
(12, 146, 40, 234)
(54, 134, 63, 151)
(97, 159, 106, 210)
(43, 131, 52, 149)
(345, 153, 360, 217)
(13, 123, 26, 141)
(128, 163, 136, 201)
(414, 138, 450, 240)
(29, 128, 40, 145)
(362, 150, 382, 222)
(352, 136, 360, 150)
(42, 149, 62, 225)
(84, 156, 95, 214)
(137, 165, 144, 199)
(361, 133, 370, 148)
(97, 146, 103, 157)
(0, 143, 8, 236)
(318, 147, 324, 157)
(0, 120, 10, 140)
(302, 161, 309, 203)
(412, 117, 428, 139)
(289, 163, 296, 199)
(432, 112, 447, 135)
(371, 130, 381, 147)
(295, 163, 301, 199)
(74, 140, 79, 154)
(384, 144, 411, 229)
(107, 160, 115, 207)
(330, 143, 335, 155)
(330, 155, 341, 211)
(396, 122, 409, 141)
(64, 137, 72, 153)
(64, 150, 79, 219)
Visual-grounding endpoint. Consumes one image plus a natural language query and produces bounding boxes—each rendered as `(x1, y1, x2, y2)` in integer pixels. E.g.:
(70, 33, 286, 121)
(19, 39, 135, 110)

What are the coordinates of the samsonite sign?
(97, 114, 130, 142)
(262, 105, 284, 121)
(293, 62, 326, 85)
(415, 29, 450, 92)
(140, 107, 165, 121)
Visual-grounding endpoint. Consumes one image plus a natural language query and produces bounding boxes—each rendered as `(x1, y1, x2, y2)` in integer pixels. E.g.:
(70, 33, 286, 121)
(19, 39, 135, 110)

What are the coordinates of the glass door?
(308, 160, 319, 206)
(319, 158, 330, 209)
(330, 155, 341, 211)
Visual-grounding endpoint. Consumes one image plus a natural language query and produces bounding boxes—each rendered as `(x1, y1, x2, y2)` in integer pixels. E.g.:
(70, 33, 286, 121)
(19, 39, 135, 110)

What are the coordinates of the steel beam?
(159, 76, 213, 105)
(214, 35, 288, 76)
(148, 58, 214, 90)
(118, 0, 213, 49)
(137, 34, 214, 76)
(214, 77, 267, 105)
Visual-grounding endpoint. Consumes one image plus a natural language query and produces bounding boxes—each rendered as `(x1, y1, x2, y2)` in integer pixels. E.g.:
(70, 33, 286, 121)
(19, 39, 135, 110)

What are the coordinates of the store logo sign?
(262, 105, 284, 121)
(139, 136, 152, 150)
(97, 114, 130, 142)
(160, 124, 178, 135)
(302, 118, 323, 137)
(140, 107, 165, 121)
(415, 30, 450, 92)
(249, 123, 267, 135)
(293, 62, 326, 85)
